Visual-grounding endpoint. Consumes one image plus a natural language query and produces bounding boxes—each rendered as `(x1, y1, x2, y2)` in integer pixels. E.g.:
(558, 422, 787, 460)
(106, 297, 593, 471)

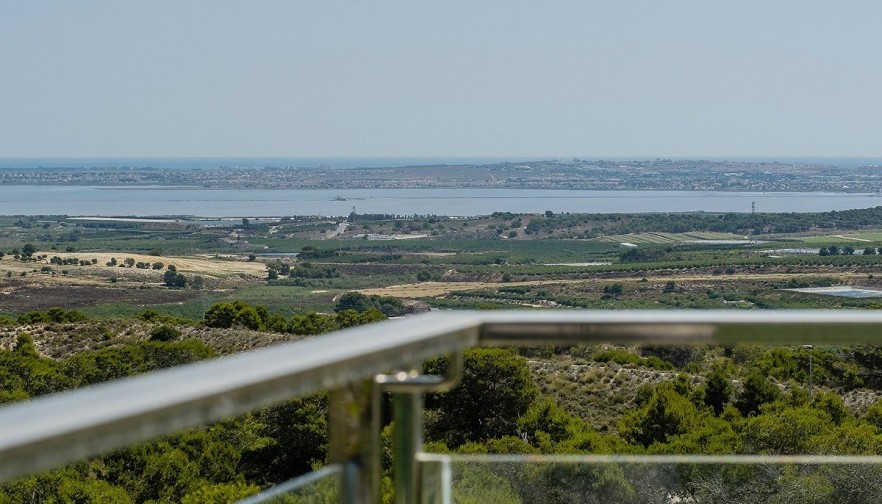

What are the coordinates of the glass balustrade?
(239, 464, 341, 504)
(417, 453, 882, 504)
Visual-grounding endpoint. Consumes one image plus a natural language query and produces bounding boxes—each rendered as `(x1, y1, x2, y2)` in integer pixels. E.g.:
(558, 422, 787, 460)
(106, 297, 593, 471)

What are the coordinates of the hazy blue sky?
(2, 1, 881, 157)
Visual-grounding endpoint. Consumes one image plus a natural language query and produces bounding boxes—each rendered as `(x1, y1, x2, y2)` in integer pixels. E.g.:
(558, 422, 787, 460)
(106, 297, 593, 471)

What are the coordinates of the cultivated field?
(598, 231, 745, 244)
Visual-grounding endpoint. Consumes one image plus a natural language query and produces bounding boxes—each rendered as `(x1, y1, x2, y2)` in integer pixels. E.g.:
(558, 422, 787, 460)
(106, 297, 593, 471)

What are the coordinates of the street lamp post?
(801, 344, 814, 399)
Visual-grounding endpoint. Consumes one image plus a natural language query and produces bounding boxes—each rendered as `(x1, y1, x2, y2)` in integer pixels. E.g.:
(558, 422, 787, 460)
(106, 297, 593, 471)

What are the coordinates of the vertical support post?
(329, 380, 376, 504)
(418, 455, 451, 504)
(379, 353, 462, 504)
(393, 391, 423, 504)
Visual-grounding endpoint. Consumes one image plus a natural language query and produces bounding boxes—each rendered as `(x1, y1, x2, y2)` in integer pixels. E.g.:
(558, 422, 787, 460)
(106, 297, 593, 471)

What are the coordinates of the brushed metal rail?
(0, 310, 879, 482)
(0, 313, 481, 482)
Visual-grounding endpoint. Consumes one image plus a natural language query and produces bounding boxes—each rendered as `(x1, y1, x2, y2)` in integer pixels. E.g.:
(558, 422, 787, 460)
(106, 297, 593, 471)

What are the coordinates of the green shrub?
(150, 325, 182, 342)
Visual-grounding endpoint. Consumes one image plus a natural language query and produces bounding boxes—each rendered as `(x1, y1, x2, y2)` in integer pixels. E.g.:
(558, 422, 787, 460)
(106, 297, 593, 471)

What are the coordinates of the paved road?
(326, 221, 348, 238)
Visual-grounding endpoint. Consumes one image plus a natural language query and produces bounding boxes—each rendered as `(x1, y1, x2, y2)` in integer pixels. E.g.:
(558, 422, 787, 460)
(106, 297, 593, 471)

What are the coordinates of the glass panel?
(434, 454, 882, 504)
(238, 464, 340, 504)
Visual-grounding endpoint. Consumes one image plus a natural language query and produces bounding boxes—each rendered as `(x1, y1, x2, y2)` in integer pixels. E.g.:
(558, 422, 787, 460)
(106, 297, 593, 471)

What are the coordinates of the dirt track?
(358, 272, 869, 298)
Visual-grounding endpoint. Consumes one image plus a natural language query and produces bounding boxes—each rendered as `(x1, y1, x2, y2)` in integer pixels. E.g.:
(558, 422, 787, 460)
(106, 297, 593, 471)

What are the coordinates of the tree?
(335, 308, 385, 329)
(742, 407, 830, 454)
(619, 247, 665, 263)
(241, 396, 328, 485)
(152, 262, 164, 270)
(13, 332, 38, 358)
(703, 366, 732, 415)
(517, 397, 583, 448)
(425, 348, 538, 446)
(865, 247, 878, 256)
(619, 384, 699, 447)
(334, 291, 405, 317)
(203, 301, 263, 330)
(180, 482, 260, 504)
(162, 270, 187, 288)
(204, 303, 237, 329)
(735, 371, 780, 416)
(234, 305, 262, 330)
(863, 399, 882, 430)
(289, 312, 337, 335)
(814, 391, 850, 425)
(47, 307, 85, 323)
(21, 243, 36, 257)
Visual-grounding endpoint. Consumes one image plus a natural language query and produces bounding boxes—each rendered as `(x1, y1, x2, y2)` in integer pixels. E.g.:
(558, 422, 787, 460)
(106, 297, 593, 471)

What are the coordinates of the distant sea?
(0, 186, 879, 217)
(1, 157, 881, 217)
(0, 157, 548, 170)
(1, 156, 882, 169)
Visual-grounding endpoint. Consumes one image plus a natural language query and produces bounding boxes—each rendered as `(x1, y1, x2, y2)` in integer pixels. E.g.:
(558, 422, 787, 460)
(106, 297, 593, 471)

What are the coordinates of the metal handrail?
(1, 309, 881, 483)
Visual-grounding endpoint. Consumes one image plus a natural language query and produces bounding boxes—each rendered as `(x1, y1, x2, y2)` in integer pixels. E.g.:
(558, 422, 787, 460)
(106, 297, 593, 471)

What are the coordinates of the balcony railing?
(2, 310, 882, 503)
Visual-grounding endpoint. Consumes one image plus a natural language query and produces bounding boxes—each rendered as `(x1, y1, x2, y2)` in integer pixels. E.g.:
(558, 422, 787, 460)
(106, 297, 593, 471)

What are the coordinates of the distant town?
(3, 159, 882, 192)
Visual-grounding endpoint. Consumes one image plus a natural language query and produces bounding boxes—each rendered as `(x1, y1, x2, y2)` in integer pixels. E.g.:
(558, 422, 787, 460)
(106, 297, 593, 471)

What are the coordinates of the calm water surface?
(0, 186, 879, 217)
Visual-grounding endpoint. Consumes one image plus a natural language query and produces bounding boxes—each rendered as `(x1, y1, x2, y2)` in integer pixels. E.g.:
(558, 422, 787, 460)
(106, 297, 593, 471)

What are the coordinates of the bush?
(163, 270, 187, 288)
(334, 292, 406, 317)
(602, 283, 623, 298)
(735, 371, 780, 416)
(149, 325, 182, 342)
(18, 308, 86, 325)
(204, 301, 260, 330)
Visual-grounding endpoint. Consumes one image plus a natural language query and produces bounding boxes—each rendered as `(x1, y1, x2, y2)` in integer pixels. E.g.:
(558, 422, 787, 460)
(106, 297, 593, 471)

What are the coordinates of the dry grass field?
(0, 252, 270, 313)
(0, 252, 266, 285)
(358, 271, 869, 298)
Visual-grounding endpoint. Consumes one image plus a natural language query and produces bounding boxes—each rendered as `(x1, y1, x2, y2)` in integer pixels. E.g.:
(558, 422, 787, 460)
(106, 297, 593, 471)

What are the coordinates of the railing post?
(417, 454, 451, 504)
(393, 390, 423, 504)
(329, 379, 377, 504)
(380, 354, 462, 504)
